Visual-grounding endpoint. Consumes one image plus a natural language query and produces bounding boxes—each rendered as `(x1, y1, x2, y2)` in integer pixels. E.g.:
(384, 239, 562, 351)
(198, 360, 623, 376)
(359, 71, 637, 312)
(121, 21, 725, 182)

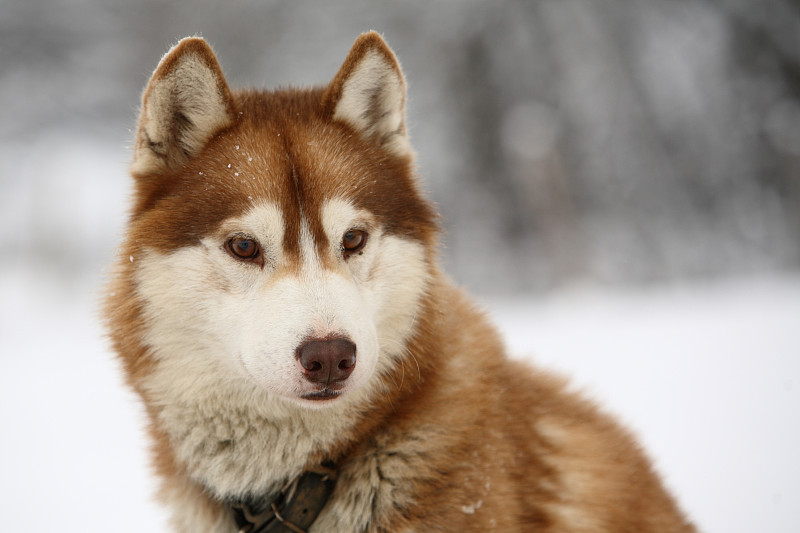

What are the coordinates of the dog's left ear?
(323, 32, 411, 158)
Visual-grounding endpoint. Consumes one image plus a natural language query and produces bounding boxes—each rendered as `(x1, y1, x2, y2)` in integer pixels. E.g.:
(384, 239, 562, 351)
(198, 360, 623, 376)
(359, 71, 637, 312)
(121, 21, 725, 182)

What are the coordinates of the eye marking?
(224, 234, 265, 267)
(342, 229, 368, 258)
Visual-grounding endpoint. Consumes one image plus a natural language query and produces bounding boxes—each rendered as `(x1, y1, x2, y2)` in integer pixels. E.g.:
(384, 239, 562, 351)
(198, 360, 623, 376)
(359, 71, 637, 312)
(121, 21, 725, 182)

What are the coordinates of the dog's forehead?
(208, 115, 378, 248)
(131, 90, 437, 253)
(136, 117, 351, 248)
(198, 113, 424, 231)
(219, 116, 370, 206)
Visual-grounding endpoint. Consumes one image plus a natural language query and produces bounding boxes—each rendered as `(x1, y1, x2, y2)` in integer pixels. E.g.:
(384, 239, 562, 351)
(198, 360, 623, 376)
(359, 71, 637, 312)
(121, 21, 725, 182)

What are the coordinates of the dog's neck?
(143, 356, 369, 499)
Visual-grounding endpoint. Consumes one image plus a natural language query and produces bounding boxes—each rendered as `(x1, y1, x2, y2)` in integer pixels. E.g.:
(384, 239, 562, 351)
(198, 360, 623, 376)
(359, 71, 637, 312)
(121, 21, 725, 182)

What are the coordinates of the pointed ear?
(323, 32, 412, 158)
(132, 37, 237, 176)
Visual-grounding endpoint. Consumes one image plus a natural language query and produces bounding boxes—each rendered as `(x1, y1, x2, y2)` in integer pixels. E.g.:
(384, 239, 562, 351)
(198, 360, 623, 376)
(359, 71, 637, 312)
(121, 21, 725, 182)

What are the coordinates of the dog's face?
(123, 34, 437, 409)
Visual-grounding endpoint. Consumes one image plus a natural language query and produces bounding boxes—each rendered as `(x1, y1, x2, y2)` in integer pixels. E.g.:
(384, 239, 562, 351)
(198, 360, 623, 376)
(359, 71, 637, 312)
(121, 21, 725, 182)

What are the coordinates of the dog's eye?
(225, 235, 263, 266)
(342, 229, 367, 257)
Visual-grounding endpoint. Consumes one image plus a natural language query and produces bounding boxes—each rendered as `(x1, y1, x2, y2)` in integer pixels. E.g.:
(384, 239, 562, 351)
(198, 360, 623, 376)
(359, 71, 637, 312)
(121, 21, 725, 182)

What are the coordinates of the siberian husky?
(106, 32, 696, 532)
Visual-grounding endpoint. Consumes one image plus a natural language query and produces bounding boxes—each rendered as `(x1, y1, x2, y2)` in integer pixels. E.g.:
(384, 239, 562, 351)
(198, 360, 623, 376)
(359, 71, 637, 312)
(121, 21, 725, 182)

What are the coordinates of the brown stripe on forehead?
(275, 146, 334, 269)
(278, 154, 312, 265)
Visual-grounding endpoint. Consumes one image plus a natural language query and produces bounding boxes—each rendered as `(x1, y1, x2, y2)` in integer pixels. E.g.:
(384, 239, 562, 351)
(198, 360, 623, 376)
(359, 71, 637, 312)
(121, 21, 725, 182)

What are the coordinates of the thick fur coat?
(106, 32, 697, 532)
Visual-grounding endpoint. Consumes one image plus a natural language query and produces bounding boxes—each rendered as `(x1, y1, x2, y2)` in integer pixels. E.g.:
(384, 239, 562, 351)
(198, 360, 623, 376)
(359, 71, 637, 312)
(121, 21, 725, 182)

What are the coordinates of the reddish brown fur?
(130, 88, 436, 263)
(106, 32, 697, 532)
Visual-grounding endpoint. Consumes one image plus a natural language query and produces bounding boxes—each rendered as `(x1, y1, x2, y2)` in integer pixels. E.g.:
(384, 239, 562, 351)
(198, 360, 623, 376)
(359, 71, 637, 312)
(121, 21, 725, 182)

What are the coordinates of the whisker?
(409, 351, 422, 382)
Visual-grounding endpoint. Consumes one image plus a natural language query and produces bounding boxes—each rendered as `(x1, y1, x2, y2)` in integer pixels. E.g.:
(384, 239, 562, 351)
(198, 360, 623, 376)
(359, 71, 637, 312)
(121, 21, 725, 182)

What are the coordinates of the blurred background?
(3, 0, 800, 291)
(1, 0, 798, 532)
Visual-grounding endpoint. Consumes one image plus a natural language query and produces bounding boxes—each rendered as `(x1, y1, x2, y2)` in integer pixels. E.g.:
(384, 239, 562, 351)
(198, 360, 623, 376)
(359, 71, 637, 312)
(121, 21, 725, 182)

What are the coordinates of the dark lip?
(300, 389, 343, 401)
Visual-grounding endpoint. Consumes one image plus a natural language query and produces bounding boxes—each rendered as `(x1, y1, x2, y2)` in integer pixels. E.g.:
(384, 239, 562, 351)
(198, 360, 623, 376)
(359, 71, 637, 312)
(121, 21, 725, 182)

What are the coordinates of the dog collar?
(229, 466, 336, 533)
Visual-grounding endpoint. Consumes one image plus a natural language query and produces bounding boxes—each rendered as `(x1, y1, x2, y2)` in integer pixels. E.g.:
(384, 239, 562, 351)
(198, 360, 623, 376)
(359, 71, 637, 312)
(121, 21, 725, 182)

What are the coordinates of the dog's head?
(117, 33, 438, 409)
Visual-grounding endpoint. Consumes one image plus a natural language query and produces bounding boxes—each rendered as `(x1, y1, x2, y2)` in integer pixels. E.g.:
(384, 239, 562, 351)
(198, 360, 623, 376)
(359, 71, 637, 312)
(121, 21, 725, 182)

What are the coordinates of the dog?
(106, 32, 697, 532)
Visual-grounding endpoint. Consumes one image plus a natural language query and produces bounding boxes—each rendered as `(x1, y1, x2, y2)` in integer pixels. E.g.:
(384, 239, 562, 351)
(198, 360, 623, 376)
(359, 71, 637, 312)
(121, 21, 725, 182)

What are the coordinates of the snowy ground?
(1, 266, 798, 532)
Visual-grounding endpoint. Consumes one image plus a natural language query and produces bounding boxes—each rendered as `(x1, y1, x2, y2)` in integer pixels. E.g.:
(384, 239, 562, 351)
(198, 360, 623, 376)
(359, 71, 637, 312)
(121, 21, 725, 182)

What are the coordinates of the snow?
(461, 500, 483, 514)
(0, 270, 168, 531)
(1, 263, 798, 531)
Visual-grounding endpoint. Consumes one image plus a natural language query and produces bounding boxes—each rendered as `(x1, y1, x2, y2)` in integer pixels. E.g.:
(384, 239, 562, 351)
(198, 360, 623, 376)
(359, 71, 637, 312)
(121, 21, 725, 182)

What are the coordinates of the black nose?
(296, 337, 356, 385)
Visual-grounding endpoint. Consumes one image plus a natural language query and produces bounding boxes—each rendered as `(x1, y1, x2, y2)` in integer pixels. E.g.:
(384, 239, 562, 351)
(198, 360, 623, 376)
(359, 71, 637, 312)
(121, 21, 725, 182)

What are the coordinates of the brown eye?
(342, 229, 367, 257)
(225, 235, 263, 266)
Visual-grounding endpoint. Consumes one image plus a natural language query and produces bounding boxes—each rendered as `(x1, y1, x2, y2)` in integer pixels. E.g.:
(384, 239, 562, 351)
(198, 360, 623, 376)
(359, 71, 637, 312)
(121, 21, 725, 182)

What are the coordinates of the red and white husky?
(106, 32, 696, 532)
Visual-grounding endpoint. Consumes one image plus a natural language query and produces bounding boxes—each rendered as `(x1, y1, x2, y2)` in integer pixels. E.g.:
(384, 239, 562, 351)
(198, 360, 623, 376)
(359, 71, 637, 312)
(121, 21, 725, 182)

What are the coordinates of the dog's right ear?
(131, 37, 236, 176)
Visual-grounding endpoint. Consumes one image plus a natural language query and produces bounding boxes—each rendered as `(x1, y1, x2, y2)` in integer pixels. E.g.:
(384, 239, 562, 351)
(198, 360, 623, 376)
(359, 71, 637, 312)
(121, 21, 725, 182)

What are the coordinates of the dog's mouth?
(300, 388, 344, 401)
